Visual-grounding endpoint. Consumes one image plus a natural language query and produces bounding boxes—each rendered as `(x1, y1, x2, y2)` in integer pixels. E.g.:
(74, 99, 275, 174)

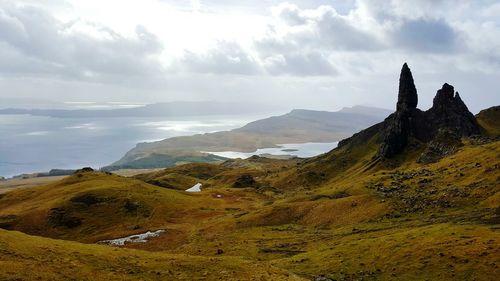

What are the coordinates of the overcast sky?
(0, 0, 499, 112)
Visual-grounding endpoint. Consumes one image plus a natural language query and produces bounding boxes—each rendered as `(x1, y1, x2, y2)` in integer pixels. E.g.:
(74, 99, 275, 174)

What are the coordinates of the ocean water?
(0, 114, 340, 177)
(0, 114, 260, 177)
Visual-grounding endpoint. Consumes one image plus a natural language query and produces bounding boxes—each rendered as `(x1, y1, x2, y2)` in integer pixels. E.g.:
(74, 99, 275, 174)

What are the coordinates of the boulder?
(232, 174, 258, 188)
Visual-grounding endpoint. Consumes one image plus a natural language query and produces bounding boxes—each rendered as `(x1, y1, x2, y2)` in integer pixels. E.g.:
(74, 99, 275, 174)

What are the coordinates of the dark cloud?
(394, 19, 459, 53)
(0, 4, 164, 82)
(315, 10, 382, 51)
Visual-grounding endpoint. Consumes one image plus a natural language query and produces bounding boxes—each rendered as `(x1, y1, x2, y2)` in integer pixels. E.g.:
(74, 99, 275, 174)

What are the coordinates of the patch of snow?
(186, 183, 202, 192)
(98, 230, 165, 246)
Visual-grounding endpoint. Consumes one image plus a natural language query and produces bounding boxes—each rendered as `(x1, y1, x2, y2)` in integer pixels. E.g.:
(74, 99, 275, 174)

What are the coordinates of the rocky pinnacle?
(396, 63, 418, 111)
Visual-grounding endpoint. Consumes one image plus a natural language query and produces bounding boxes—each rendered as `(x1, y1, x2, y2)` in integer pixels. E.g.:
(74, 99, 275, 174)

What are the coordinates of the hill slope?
(0, 229, 300, 280)
(476, 105, 500, 137)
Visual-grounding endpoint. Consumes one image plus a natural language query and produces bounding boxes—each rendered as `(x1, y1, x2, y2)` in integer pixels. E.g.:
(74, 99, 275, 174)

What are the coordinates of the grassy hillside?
(476, 106, 500, 137)
(0, 229, 301, 280)
(0, 169, 270, 243)
(1, 137, 498, 280)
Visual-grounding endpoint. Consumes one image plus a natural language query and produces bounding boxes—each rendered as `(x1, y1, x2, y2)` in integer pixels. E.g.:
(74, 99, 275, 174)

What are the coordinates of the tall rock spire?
(396, 63, 418, 111)
(378, 63, 420, 158)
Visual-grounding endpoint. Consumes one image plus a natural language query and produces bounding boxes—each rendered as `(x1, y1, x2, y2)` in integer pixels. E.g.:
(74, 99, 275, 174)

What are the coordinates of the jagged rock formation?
(339, 62, 481, 161)
(377, 63, 480, 158)
(426, 84, 480, 137)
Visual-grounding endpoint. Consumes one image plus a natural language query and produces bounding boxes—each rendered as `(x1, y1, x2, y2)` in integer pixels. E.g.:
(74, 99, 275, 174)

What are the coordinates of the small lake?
(206, 142, 339, 159)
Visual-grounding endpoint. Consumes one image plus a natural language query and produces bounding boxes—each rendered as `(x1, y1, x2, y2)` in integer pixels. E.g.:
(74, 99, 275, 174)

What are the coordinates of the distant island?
(0, 101, 283, 118)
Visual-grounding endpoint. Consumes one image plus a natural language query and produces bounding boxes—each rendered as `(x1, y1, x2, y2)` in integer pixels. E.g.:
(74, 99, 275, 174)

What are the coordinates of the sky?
(0, 0, 499, 113)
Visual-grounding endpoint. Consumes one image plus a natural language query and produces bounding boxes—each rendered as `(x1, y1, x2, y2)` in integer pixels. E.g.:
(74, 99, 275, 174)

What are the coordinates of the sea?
(0, 114, 337, 178)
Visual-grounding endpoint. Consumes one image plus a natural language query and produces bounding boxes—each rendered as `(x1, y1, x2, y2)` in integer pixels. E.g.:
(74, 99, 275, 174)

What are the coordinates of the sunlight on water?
(0, 115, 260, 177)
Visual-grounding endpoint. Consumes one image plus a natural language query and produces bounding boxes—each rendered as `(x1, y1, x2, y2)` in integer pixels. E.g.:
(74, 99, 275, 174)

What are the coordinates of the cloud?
(355, 0, 454, 21)
(263, 52, 337, 76)
(0, 4, 164, 82)
(258, 2, 465, 54)
(0, 0, 499, 112)
(272, 2, 307, 26)
(179, 41, 261, 75)
(252, 3, 381, 76)
(257, 3, 383, 53)
(393, 18, 459, 53)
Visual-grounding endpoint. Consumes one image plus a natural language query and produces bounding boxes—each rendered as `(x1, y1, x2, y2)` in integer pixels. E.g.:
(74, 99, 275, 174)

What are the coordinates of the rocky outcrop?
(337, 63, 482, 160)
(425, 84, 480, 137)
(377, 63, 481, 159)
(232, 174, 259, 188)
(417, 128, 463, 164)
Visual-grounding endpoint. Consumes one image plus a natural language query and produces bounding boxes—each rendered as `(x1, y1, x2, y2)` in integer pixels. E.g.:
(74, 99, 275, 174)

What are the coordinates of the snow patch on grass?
(186, 183, 202, 192)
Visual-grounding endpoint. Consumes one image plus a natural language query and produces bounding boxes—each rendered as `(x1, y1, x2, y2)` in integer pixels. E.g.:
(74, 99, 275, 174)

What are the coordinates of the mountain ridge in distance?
(106, 106, 392, 170)
(0, 101, 287, 118)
